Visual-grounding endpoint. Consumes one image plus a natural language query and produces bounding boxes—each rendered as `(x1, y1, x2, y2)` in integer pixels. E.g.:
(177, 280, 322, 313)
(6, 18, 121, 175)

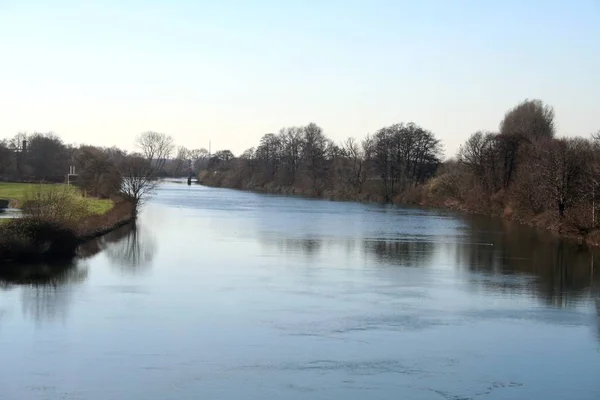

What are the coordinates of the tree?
(531, 138, 588, 222)
(280, 127, 303, 184)
(496, 100, 554, 188)
(342, 137, 365, 191)
(373, 123, 442, 200)
(75, 146, 121, 198)
(189, 148, 209, 173)
(0, 140, 13, 175)
(500, 99, 555, 142)
(301, 122, 328, 188)
(8, 132, 28, 152)
(135, 131, 175, 174)
(118, 155, 157, 217)
(458, 131, 501, 191)
(27, 132, 70, 180)
(256, 133, 282, 180)
(208, 150, 234, 170)
(169, 146, 191, 177)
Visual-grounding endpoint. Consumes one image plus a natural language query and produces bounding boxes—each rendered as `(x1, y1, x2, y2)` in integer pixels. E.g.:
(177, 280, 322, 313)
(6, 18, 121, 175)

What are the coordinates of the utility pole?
(209, 141, 211, 158)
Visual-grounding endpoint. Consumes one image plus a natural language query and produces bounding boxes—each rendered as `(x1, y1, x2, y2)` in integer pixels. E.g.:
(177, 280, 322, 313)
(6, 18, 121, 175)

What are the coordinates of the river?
(1, 182, 599, 400)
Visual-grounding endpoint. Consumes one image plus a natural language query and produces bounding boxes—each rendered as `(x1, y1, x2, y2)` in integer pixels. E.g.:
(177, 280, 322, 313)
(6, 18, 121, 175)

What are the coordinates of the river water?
(1, 182, 599, 400)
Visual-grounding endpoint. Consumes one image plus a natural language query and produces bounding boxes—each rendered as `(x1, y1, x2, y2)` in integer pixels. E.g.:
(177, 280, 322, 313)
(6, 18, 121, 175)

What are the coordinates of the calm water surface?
(1, 182, 599, 399)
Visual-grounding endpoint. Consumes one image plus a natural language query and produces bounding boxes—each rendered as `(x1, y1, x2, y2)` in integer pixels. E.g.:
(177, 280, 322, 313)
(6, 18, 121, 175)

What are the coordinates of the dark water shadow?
(103, 224, 157, 275)
(0, 260, 86, 286)
(0, 223, 156, 323)
(258, 213, 600, 309)
(0, 261, 89, 324)
(78, 222, 157, 275)
(453, 215, 600, 308)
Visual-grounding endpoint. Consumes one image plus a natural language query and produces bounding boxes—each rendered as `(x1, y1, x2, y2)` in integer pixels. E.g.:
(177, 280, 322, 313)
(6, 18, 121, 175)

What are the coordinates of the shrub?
(22, 186, 91, 226)
(0, 218, 78, 262)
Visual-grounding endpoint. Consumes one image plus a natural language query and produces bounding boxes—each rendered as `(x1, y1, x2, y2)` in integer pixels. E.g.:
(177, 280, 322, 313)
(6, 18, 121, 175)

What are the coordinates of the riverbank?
(198, 174, 600, 249)
(0, 183, 135, 265)
(0, 182, 113, 212)
(0, 200, 135, 265)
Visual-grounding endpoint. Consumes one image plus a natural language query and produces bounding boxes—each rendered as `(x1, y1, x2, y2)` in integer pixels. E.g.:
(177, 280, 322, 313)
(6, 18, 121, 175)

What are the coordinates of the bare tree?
(169, 146, 190, 177)
(118, 155, 158, 217)
(135, 131, 175, 173)
(189, 148, 209, 173)
(500, 99, 555, 142)
(458, 131, 501, 191)
(531, 138, 588, 222)
(342, 137, 365, 191)
(8, 132, 28, 152)
(75, 146, 122, 198)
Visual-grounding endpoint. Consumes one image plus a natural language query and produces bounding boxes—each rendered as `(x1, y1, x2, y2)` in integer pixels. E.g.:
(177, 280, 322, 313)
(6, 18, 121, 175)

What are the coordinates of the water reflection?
(258, 218, 600, 309)
(104, 224, 157, 274)
(0, 261, 89, 324)
(79, 222, 157, 274)
(0, 222, 155, 324)
(363, 239, 435, 267)
(455, 215, 600, 307)
(20, 265, 88, 324)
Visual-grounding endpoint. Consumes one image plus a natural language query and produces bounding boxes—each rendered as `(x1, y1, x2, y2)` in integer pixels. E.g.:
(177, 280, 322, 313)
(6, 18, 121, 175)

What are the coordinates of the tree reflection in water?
(78, 222, 157, 274)
(104, 223, 157, 274)
(0, 222, 156, 324)
(258, 215, 600, 311)
(0, 261, 89, 325)
(20, 265, 88, 324)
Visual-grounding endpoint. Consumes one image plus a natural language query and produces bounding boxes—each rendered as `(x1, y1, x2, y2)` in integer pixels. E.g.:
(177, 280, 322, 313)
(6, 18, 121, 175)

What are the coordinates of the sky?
(0, 0, 599, 157)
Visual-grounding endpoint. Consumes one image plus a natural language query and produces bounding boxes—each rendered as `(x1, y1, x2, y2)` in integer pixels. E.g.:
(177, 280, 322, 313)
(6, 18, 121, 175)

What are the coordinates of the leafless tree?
(75, 146, 121, 198)
(170, 146, 190, 177)
(135, 131, 175, 173)
(458, 131, 501, 191)
(500, 99, 555, 142)
(531, 138, 588, 222)
(189, 148, 209, 172)
(118, 155, 158, 216)
(342, 137, 365, 191)
(8, 132, 28, 152)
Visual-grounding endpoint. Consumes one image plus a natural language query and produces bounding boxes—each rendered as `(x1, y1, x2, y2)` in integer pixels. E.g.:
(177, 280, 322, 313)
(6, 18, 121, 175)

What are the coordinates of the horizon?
(1, 0, 599, 157)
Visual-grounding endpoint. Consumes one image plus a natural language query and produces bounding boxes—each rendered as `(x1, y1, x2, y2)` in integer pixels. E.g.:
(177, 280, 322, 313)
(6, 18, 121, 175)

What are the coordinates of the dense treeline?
(439, 100, 600, 237)
(3, 98, 600, 243)
(201, 99, 600, 241)
(0, 130, 187, 263)
(201, 122, 443, 202)
(0, 132, 210, 188)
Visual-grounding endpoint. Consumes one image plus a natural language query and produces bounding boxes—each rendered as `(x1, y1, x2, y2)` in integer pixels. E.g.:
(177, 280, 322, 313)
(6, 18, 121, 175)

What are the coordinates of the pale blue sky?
(1, 0, 599, 156)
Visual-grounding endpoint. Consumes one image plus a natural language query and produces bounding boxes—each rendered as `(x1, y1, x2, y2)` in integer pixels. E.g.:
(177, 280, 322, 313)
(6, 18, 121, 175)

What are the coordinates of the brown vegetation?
(199, 99, 600, 246)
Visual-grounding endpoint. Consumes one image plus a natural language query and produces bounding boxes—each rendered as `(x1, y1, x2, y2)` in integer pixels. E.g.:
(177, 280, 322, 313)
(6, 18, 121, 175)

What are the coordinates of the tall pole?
(209, 141, 211, 157)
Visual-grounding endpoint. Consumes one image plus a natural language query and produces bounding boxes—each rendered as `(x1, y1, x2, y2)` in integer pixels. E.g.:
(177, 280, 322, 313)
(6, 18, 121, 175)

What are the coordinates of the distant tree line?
(201, 122, 443, 201)
(3, 98, 599, 236)
(432, 99, 600, 235)
(0, 131, 209, 215)
(201, 99, 600, 236)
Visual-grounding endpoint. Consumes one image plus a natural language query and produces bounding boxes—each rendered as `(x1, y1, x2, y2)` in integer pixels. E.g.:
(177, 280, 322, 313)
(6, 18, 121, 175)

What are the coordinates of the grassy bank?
(0, 184, 133, 265)
(0, 183, 113, 214)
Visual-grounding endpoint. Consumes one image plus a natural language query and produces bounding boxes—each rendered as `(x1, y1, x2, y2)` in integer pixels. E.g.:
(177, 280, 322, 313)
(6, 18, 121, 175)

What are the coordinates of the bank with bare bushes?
(198, 99, 600, 247)
(0, 186, 135, 264)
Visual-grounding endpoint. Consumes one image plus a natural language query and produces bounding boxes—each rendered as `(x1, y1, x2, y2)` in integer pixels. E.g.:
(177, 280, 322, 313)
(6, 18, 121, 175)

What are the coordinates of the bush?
(22, 186, 92, 226)
(0, 218, 79, 262)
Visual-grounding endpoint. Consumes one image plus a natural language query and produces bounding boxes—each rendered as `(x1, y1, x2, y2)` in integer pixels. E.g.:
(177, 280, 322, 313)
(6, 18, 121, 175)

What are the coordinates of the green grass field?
(0, 183, 113, 215)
